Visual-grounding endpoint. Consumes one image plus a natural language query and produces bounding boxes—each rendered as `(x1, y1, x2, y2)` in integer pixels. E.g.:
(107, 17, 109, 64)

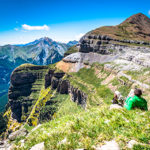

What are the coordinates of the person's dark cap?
(134, 89, 142, 97)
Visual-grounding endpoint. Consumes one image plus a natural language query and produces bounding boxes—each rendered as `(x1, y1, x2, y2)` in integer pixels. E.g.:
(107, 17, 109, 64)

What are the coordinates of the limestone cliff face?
(69, 85, 87, 108)
(56, 14, 150, 75)
(7, 64, 87, 124)
(79, 34, 112, 54)
(8, 64, 48, 122)
(78, 13, 150, 60)
(79, 33, 150, 54)
(45, 69, 87, 108)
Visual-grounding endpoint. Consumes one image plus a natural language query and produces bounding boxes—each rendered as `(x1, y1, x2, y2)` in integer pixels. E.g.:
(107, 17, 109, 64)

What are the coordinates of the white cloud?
(148, 10, 150, 15)
(22, 24, 50, 31)
(75, 33, 85, 40)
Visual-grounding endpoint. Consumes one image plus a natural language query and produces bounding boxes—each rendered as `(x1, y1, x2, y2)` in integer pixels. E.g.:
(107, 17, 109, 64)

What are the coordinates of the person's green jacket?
(124, 95, 148, 110)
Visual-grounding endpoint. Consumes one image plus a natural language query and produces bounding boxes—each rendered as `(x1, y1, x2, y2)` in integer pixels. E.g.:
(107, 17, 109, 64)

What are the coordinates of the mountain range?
(0, 37, 78, 111)
(1, 13, 150, 150)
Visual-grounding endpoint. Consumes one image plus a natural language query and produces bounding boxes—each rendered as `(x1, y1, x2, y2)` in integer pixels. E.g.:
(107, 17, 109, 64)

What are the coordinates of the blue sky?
(0, 0, 150, 45)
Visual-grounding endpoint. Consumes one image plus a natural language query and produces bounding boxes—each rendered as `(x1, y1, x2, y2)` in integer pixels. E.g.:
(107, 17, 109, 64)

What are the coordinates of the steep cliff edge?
(3, 62, 150, 150)
(57, 14, 150, 76)
(8, 64, 48, 122)
(5, 63, 87, 129)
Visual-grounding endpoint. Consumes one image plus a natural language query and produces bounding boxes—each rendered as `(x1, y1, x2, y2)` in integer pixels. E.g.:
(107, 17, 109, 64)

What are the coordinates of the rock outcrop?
(79, 13, 150, 54)
(8, 128, 28, 141)
(79, 33, 150, 54)
(65, 13, 150, 71)
(30, 142, 45, 150)
(7, 64, 87, 125)
(8, 64, 48, 122)
(69, 85, 87, 108)
(45, 69, 87, 108)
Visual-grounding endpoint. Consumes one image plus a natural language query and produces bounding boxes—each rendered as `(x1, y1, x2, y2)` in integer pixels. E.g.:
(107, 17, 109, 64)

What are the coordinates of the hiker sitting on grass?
(112, 91, 124, 106)
(124, 89, 148, 110)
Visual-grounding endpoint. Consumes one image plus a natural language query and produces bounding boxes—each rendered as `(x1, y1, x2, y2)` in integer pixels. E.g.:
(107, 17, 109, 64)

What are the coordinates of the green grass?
(15, 106, 150, 150)
(126, 70, 140, 80)
(125, 68, 150, 86)
(64, 46, 78, 57)
(133, 144, 150, 150)
(118, 85, 131, 97)
(120, 76, 129, 82)
(67, 65, 113, 107)
(97, 85, 113, 104)
(111, 78, 120, 86)
(71, 67, 102, 88)
(4, 62, 149, 149)
(55, 95, 83, 118)
(24, 124, 34, 132)
(39, 94, 72, 122)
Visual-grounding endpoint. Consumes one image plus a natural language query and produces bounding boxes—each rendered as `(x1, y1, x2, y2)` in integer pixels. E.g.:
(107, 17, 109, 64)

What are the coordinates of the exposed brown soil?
(56, 61, 77, 73)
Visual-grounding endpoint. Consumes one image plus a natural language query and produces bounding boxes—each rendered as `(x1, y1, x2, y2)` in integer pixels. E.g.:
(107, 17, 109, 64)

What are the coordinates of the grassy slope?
(12, 63, 150, 150)
(16, 105, 150, 150)
(68, 65, 113, 106)
(64, 46, 78, 57)
(125, 68, 150, 86)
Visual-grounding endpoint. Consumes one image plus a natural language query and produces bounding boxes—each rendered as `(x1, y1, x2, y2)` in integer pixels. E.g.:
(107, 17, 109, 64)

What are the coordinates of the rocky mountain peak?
(90, 13, 150, 42)
(34, 37, 53, 46)
(120, 13, 150, 33)
(39, 37, 53, 42)
(121, 13, 150, 24)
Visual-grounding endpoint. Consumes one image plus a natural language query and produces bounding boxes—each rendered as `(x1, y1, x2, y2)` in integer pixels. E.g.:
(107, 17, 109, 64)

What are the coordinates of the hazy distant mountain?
(67, 40, 78, 47)
(0, 37, 77, 111)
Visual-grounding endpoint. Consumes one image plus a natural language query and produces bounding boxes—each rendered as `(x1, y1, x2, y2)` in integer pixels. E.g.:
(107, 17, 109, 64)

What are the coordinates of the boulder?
(30, 142, 45, 150)
(127, 140, 138, 149)
(8, 128, 28, 141)
(110, 104, 123, 110)
(95, 140, 120, 150)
